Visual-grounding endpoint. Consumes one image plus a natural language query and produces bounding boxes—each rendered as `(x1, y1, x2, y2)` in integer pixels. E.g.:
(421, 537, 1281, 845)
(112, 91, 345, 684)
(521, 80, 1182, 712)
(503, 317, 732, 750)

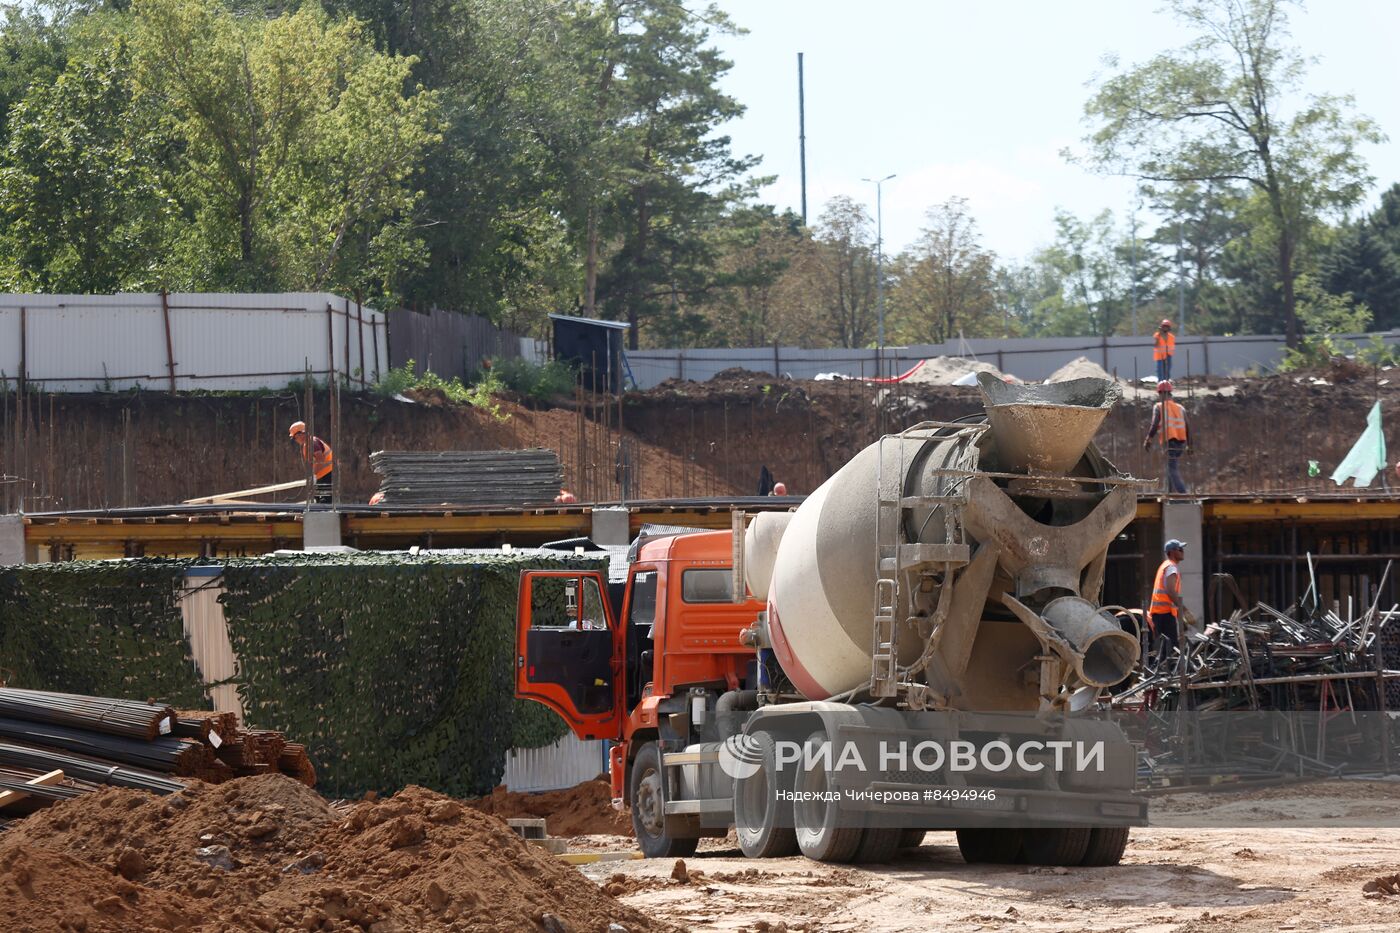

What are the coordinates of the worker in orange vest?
(1148, 539, 1187, 656)
(289, 421, 334, 503)
(1143, 380, 1189, 494)
(1153, 319, 1176, 382)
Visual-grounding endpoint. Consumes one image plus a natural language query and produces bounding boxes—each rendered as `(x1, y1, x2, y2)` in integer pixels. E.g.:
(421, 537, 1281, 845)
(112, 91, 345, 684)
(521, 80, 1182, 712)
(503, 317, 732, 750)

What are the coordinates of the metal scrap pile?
(0, 688, 314, 826)
(1117, 594, 1400, 713)
(370, 448, 565, 506)
(1112, 572, 1400, 786)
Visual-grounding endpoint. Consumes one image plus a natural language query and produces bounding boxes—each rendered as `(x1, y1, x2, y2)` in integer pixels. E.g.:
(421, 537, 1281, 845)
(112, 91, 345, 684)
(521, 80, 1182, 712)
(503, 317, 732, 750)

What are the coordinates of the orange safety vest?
(1154, 331, 1176, 361)
(302, 437, 334, 479)
(1150, 559, 1179, 617)
(1157, 399, 1187, 445)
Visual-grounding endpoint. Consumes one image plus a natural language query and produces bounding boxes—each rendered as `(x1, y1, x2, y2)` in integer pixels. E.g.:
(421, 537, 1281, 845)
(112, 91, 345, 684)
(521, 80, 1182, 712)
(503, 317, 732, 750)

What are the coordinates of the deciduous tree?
(1078, 0, 1383, 346)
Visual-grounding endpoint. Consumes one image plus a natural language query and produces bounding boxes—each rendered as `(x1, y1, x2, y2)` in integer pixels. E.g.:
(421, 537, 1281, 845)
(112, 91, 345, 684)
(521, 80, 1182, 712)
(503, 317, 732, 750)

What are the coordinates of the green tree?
(0, 3, 69, 149)
(130, 0, 439, 297)
(0, 40, 169, 291)
(1144, 180, 1250, 334)
(589, 0, 759, 349)
(1078, 0, 1383, 346)
(809, 195, 878, 348)
(1322, 183, 1400, 330)
(888, 197, 1000, 344)
(1021, 209, 1136, 337)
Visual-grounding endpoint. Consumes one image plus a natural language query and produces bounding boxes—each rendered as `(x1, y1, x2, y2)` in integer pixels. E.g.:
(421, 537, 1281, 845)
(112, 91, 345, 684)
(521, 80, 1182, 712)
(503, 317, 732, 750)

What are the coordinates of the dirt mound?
(264, 784, 662, 932)
(902, 356, 1006, 386)
(1046, 355, 1117, 383)
(0, 846, 198, 932)
(0, 775, 669, 933)
(0, 773, 335, 908)
(468, 778, 632, 837)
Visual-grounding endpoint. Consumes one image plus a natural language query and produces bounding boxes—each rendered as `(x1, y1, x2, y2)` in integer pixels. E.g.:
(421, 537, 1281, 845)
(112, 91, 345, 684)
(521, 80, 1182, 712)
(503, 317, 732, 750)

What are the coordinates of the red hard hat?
(1160, 319, 1173, 329)
(1157, 380, 1173, 393)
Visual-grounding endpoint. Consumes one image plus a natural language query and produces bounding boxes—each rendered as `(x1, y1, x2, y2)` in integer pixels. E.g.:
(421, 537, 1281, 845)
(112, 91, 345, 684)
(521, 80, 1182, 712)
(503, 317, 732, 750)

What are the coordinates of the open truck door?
(516, 570, 623, 740)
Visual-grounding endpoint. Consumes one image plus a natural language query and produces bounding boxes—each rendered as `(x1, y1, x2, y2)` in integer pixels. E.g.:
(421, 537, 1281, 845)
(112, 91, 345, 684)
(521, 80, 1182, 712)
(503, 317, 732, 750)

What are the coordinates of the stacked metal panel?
(370, 449, 564, 506)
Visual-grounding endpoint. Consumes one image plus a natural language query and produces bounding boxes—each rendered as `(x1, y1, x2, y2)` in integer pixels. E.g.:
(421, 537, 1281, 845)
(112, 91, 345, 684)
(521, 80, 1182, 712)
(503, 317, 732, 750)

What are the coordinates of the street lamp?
(862, 173, 896, 358)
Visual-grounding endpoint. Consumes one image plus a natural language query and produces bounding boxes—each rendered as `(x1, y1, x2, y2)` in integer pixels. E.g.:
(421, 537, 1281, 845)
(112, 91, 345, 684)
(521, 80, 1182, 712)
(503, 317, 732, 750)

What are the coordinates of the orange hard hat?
(1160, 319, 1173, 329)
(288, 421, 306, 438)
(1157, 380, 1173, 393)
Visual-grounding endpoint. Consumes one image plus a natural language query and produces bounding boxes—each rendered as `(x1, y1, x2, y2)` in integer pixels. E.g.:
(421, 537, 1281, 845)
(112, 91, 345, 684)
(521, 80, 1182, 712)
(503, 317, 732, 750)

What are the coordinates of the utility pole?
(1129, 199, 1139, 337)
(798, 53, 808, 226)
(863, 173, 896, 359)
(1177, 224, 1186, 335)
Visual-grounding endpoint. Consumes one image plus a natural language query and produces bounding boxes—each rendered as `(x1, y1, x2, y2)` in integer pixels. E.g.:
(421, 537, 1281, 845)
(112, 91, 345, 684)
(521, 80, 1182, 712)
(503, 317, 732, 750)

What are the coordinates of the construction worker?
(1153, 319, 1176, 382)
(1149, 539, 1188, 657)
(289, 421, 334, 503)
(1143, 380, 1189, 494)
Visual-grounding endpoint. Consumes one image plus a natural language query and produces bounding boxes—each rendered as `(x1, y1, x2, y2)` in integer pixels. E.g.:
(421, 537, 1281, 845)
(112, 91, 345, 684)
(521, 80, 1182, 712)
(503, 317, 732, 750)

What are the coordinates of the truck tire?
(852, 827, 901, 864)
(1020, 827, 1091, 866)
(899, 829, 926, 849)
(956, 828, 1023, 864)
(1079, 826, 1130, 866)
(792, 730, 861, 863)
(629, 743, 699, 859)
(735, 731, 798, 859)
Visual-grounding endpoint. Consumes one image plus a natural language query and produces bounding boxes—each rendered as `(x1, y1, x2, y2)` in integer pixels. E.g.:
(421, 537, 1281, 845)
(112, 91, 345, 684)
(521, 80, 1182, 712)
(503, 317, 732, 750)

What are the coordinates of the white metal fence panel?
(1, 292, 389, 392)
(502, 733, 609, 792)
(623, 331, 1400, 389)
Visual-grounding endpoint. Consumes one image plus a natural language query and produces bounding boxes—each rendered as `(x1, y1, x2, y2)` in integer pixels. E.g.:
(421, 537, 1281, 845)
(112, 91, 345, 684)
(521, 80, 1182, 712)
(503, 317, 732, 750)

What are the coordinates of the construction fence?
(0, 292, 390, 393)
(623, 330, 1400, 389)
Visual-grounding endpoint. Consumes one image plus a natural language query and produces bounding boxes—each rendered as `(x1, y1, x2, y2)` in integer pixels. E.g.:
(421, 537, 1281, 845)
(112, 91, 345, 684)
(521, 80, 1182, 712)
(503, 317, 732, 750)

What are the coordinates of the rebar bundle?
(370, 449, 564, 506)
(0, 688, 175, 740)
(0, 690, 318, 823)
(0, 717, 217, 775)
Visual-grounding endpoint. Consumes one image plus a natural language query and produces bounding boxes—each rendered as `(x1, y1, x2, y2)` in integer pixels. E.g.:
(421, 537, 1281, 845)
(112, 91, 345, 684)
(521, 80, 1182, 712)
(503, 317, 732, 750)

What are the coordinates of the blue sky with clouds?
(710, 0, 1400, 263)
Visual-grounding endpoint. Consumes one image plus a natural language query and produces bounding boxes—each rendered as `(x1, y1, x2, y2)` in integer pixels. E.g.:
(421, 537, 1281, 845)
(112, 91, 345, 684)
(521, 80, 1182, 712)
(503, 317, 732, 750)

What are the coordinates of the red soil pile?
(0, 846, 197, 932)
(0, 774, 669, 933)
(468, 777, 632, 837)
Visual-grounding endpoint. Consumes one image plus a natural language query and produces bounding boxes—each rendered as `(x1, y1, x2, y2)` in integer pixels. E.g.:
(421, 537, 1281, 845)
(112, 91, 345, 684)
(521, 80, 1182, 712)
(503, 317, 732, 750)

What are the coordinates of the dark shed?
(549, 314, 630, 394)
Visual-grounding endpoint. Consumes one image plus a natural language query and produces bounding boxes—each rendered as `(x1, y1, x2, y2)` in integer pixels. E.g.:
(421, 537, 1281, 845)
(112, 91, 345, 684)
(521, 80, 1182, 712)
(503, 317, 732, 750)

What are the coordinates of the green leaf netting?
(0, 560, 206, 706)
(217, 552, 600, 797)
(0, 553, 603, 798)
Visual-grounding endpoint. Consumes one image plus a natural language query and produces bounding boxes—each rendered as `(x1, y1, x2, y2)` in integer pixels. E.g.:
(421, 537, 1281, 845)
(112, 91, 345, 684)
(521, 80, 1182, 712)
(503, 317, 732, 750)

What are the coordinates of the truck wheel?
(1020, 827, 1091, 866)
(629, 743, 698, 859)
(734, 732, 798, 859)
(792, 730, 861, 863)
(1080, 826, 1130, 866)
(852, 827, 901, 864)
(956, 828, 1024, 864)
(899, 829, 926, 849)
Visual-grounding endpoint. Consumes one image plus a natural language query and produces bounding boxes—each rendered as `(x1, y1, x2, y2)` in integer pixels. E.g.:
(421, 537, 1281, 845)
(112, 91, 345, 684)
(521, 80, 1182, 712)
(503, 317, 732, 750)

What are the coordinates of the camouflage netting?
(0, 552, 601, 797)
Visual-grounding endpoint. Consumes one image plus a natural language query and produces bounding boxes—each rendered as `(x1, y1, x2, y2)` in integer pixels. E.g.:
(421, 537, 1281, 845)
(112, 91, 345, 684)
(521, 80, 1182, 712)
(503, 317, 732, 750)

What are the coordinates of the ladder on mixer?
(871, 422, 986, 697)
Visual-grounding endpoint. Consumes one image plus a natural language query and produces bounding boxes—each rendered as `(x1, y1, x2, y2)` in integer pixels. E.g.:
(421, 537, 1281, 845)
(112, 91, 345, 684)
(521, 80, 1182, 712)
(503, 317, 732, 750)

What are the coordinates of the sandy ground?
(571, 783, 1400, 932)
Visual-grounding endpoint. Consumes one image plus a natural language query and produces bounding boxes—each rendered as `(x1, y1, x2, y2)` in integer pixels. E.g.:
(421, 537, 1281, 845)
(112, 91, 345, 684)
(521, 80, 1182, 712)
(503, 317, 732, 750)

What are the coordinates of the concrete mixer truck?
(515, 374, 1146, 866)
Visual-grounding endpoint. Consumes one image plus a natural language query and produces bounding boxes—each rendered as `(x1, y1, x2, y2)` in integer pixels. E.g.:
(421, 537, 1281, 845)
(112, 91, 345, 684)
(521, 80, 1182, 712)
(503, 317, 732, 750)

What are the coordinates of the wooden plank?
(184, 480, 306, 504)
(0, 769, 64, 809)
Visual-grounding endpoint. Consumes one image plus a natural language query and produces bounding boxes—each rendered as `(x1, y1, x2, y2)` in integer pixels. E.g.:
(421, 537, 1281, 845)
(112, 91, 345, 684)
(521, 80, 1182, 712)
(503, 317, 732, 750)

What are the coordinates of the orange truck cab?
(516, 529, 764, 855)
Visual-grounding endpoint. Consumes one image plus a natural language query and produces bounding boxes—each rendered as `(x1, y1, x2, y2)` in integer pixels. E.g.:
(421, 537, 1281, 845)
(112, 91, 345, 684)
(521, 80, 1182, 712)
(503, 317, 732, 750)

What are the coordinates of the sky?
(709, 0, 1400, 264)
